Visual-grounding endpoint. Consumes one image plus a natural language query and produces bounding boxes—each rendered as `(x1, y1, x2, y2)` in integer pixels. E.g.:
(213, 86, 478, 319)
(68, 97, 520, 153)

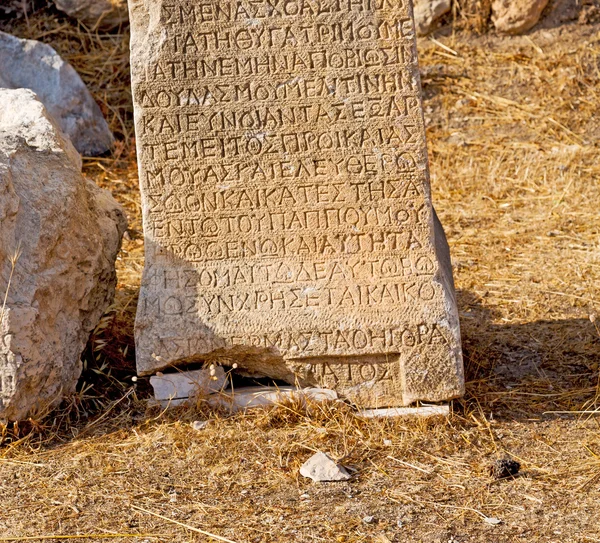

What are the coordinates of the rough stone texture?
(0, 30, 114, 156)
(0, 88, 127, 421)
(54, 0, 129, 30)
(150, 366, 226, 403)
(130, 0, 464, 408)
(358, 404, 449, 418)
(300, 452, 351, 482)
(208, 386, 338, 412)
(414, 0, 451, 35)
(492, 0, 550, 34)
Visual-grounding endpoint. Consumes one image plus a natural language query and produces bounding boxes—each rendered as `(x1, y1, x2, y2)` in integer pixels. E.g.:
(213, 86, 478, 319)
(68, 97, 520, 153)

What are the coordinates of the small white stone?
(299, 452, 351, 482)
(362, 516, 375, 524)
(191, 420, 209, 431)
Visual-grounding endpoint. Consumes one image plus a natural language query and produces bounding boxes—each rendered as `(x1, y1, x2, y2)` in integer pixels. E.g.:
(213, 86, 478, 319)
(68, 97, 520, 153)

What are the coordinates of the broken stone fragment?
(53, 0, 129, 31)
(191, 420, 209, 431)
(0, 30, 114, 156)
(414, 0, 451, 35)
(300, 452, 352, 482)
(208, 386, 338, 413)
(491, 0, 549, 34)
(150, 367, 226, 404)
(358, 404, 450, 418)
(0, 88, 126, 421)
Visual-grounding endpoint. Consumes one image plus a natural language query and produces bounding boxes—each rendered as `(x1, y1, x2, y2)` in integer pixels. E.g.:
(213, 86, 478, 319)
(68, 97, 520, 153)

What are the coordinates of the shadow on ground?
(458, 289, 600, 418)
(3, 286, 598, 447)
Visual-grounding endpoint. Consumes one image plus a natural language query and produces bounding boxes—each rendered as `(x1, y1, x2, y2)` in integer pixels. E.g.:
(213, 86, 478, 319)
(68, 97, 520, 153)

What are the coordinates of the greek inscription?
(130, 0, 463, 407)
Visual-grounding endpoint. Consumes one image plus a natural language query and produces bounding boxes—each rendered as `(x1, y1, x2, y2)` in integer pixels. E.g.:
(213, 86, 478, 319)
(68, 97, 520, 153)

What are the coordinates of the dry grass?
(1, 2, 600, 542)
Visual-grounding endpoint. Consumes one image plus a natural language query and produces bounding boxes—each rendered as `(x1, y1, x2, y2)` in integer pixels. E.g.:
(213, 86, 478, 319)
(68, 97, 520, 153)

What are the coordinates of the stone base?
(149, 368, 449, 419)
(150, 375, 338, 411)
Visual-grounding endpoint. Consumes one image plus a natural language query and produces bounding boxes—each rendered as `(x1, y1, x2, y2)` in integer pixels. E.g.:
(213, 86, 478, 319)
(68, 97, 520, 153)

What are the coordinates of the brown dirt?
(1, 3, 600, 542)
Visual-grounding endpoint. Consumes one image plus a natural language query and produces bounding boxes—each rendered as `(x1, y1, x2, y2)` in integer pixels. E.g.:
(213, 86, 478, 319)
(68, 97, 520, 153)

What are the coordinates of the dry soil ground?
(1, 3, 600, 543)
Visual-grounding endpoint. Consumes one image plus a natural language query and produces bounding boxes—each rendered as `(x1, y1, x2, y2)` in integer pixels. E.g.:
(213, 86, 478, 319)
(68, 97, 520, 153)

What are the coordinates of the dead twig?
(131, 505, 239, 543)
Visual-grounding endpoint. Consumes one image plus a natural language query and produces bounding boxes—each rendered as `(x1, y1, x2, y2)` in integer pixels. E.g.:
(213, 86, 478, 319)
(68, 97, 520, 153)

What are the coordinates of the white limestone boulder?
(54, 0, 129, 31)
(0, 30, 114, 156)
(0, 89, 127, 421)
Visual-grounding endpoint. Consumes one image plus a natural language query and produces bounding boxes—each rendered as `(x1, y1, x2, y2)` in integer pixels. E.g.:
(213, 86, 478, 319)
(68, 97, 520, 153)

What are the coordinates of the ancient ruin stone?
(492, 0, 549, 34)
(129, 0, 464, 408)
(0, 89, 127, 421)
(0, 30, 114, 156)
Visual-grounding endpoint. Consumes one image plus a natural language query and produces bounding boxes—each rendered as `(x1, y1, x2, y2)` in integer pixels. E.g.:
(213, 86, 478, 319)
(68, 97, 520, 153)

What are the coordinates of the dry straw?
(0, 243, 22, 322)
(0, 535, 168, 541)
(0, 3, 600, 541)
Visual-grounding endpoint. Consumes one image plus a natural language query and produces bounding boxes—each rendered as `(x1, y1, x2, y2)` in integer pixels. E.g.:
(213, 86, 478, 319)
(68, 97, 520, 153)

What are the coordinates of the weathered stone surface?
(492, 0, 549, 34)
(54, 0, 129, 30)
(0, 30, 114, 156)
(414, 0, 451, 35)
(130, 0, 464, 407)
(0, 88, 127, 421)
(150, 366, 226, 403)
(208, 386, 338, 412)
(358, 404, 449, 418)
(300, 452, 351, 482)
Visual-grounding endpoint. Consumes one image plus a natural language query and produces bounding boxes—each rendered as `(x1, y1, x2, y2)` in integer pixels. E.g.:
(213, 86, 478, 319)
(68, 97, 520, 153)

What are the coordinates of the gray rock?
(414, 0, 451, 35)
(54, 0, 129, 31)
(0, 30, 114, 156)
(299, 452, 351, 482)
(0, 89, 127, 421)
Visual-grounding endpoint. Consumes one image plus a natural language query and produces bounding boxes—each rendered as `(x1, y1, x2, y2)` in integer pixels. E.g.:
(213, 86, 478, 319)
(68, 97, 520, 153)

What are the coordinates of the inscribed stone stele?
(129, 0, 464, 407)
